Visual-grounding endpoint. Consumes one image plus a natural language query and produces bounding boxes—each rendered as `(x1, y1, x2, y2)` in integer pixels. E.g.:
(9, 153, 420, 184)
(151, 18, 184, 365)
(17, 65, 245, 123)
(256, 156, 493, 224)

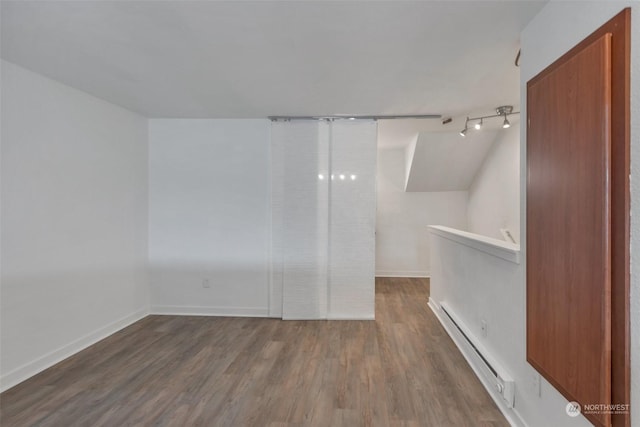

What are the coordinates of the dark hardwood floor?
(0, 278, 508, 426)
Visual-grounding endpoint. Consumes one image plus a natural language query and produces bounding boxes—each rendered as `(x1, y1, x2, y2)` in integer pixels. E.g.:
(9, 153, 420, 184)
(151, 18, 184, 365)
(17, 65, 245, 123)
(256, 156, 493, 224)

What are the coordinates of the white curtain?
(270, 120, 377, 320)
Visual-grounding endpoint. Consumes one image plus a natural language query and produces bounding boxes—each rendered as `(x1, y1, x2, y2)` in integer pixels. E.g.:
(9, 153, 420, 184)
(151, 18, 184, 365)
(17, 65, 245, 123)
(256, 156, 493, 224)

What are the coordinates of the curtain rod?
(268, 114, 441, 121)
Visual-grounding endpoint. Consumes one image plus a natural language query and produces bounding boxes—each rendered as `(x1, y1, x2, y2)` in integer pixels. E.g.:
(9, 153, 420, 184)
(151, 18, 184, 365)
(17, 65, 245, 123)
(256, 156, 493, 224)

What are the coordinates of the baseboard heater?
(439, 302, 515, 408)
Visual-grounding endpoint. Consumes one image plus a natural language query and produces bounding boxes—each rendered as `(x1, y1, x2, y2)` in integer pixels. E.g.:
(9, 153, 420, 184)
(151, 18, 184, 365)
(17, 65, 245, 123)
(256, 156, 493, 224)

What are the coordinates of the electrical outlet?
(202, 278, 211, 288)
(480, 320, 488, 337)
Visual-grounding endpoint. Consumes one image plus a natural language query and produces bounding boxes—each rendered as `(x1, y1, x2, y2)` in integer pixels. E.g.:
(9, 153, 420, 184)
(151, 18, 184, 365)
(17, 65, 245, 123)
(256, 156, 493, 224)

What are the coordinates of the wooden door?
(527, 9, 631, 427)
(527, 34, 612, 427)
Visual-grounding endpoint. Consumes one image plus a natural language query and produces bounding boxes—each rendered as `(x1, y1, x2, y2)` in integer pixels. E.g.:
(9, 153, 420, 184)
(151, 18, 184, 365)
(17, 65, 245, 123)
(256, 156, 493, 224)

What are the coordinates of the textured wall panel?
(271, 120, 376, 320)
(272, 121, 329, 319)
(328, 121, 377, 319)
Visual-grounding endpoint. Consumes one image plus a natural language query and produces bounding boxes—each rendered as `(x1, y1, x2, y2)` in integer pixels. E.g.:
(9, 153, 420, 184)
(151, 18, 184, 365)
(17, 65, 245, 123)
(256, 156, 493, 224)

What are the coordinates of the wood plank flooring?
(0, 278, 508, 426)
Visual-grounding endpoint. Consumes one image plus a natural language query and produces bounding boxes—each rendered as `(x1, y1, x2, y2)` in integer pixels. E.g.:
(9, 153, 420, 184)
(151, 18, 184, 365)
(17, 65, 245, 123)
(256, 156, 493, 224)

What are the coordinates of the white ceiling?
(1, 1, 545, 118)
(405, 129, 499, 192)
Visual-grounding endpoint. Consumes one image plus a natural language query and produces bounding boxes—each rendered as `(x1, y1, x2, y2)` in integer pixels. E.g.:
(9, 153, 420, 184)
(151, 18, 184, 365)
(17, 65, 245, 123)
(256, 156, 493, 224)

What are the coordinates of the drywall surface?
(404, 130, 497, 192)
(521, 2, 639, 425)
(1, 61, 149, 391)
(375, 147, 467, 277)
(467, 125, 520, 242)
(0, 1, 545, 118)
(429, 226, 592, 426)
(148, 119, 270, 316)
(429, 227, 522, 424)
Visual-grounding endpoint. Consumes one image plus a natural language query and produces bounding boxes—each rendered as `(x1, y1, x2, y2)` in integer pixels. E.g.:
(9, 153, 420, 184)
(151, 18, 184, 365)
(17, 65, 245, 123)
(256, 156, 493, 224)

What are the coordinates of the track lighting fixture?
(497, 105, 513, 129)
(459, 106, 518, 136)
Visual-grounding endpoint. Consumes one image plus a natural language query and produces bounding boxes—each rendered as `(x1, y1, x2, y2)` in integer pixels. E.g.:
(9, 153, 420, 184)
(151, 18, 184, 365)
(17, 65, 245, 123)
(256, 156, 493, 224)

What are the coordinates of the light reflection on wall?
(318, 173, 357, 181)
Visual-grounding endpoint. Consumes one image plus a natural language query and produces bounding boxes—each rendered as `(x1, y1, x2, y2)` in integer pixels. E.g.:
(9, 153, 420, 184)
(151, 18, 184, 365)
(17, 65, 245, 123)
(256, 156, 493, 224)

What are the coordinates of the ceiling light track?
(459, 105, 519, 137)
(269, 114, 442, 122)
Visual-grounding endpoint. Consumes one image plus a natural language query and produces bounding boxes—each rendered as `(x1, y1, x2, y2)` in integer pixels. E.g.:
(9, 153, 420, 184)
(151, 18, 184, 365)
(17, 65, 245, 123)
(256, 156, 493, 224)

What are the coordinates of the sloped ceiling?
(405, 129, 499, 192)
(1, 1, 545, 118)
(378, 113, 520, 192)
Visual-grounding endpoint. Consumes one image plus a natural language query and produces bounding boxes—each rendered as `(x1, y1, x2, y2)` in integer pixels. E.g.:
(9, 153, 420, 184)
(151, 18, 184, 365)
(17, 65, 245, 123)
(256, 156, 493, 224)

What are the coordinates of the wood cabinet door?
(527, 33, 612, 427)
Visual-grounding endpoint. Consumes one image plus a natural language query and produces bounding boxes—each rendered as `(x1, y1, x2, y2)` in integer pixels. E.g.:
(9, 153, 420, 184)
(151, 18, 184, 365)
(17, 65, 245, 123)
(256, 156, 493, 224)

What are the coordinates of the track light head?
(474, 119, 483, 130)
(496, 106, 513, 128)
(460, 117, 469, 137)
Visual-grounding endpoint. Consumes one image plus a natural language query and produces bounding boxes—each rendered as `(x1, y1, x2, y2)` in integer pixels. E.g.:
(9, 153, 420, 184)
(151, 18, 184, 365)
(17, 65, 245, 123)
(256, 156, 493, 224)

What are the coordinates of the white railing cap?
(428, 225, 520, 264)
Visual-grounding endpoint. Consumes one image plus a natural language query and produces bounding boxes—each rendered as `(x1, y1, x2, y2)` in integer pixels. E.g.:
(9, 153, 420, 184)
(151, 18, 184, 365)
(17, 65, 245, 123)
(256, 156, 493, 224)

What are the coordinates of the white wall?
(375, 147, 468, 277)
(467, 125, 520, 242)
(0, 61, 149, 391)
(521, 2, 639, 425)
(148, 119, 271, 316)
(429, 227, 593, 426)
(428, 228, 523, 425)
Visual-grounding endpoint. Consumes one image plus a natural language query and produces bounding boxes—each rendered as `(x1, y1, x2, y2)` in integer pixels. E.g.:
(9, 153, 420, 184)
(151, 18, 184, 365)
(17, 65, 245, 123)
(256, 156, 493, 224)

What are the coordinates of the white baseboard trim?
(0, 307, 149, 393)
(150, 305, 269, 317)
(428, 298, 527, 427)
(375, 270, 430, 278)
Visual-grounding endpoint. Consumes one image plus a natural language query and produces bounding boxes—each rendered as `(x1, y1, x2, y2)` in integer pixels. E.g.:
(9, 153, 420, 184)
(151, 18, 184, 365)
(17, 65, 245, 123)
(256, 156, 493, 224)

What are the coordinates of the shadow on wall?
(466, 125, 520, 242)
